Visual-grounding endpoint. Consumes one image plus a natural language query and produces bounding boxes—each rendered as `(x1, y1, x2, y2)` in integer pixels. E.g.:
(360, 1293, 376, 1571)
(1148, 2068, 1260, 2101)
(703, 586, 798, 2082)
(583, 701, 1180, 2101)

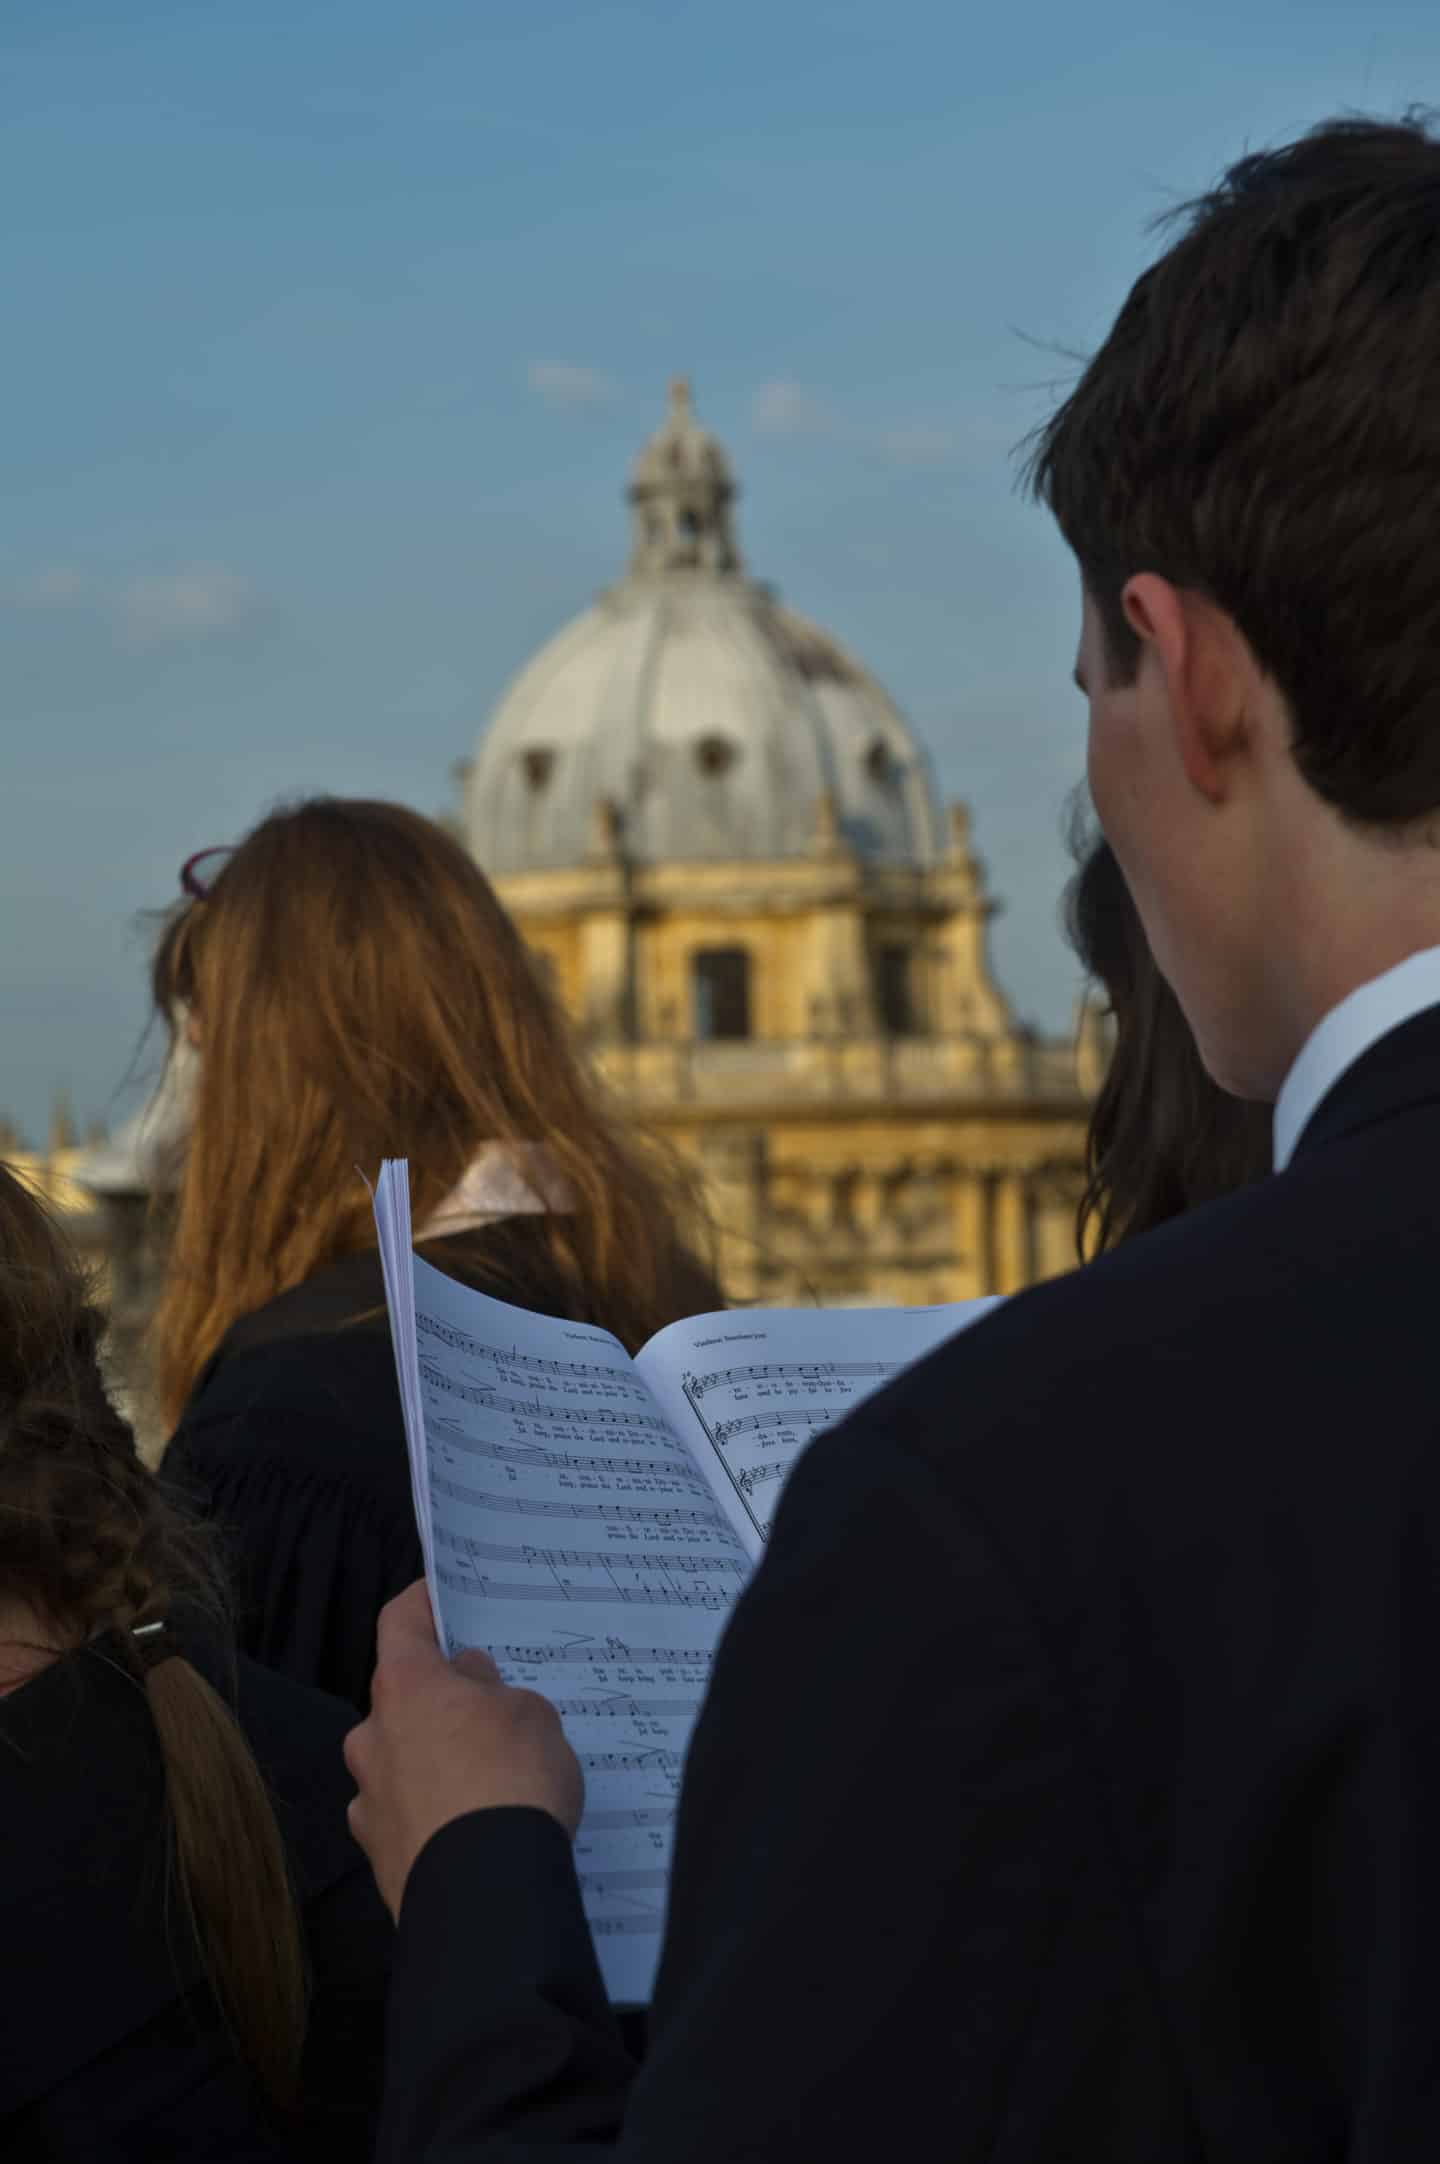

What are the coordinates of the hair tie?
(131, 1617, 179, 1673)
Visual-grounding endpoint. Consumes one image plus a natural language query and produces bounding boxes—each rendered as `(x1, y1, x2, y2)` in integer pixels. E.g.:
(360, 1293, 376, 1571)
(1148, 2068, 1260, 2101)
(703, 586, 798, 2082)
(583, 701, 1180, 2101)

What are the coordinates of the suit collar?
(1289, 1001, 1440, 1164)
(1274, 947, 1440, 1169)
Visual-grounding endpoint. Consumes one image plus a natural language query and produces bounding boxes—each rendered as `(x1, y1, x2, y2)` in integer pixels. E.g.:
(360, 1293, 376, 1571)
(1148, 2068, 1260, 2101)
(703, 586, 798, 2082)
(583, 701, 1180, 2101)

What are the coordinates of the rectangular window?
(693, 948, 752, 1040)
(876, 945, 917, 1036)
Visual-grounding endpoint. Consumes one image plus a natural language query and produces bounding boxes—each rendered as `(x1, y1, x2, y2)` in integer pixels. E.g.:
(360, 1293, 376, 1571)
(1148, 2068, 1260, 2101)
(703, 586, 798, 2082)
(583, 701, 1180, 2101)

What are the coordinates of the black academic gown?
(0, 1632, 389, 2161)
(162, 1232, 589, 1714)
(373, 1007, 1440, 2160)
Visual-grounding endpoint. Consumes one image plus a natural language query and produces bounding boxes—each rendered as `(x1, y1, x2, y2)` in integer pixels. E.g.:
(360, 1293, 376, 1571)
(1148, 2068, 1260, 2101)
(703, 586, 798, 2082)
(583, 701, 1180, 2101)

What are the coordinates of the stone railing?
(593, 1033, 1088, 1108)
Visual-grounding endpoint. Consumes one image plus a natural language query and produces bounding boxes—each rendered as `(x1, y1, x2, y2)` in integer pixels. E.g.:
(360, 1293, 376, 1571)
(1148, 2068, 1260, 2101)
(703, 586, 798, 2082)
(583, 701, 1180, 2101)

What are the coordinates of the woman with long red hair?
(157, 796, 719, 1711)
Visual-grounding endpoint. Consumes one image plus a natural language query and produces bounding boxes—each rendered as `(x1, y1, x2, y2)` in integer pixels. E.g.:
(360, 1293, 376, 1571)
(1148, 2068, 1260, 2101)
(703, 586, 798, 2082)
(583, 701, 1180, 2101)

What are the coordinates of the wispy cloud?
(114, 566, 256, 648)
(872, 423, 959, 466)
(752, 379, 834, 438)
(0, 562, 261, 648)
(751, 379, 958, 468)
(1, 566, 91, 608)
(527, 360, 618, 411)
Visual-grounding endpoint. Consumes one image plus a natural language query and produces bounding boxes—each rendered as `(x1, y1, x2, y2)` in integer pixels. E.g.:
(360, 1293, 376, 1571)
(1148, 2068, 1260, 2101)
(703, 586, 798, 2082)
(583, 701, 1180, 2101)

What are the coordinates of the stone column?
(953, 1172, 987, 1300)
(993, 1170, 1033, 1295)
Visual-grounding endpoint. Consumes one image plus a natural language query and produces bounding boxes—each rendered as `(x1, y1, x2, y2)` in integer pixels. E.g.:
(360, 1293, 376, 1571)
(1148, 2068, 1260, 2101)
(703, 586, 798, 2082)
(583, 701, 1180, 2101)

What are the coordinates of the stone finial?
(943, 796, 990, 896)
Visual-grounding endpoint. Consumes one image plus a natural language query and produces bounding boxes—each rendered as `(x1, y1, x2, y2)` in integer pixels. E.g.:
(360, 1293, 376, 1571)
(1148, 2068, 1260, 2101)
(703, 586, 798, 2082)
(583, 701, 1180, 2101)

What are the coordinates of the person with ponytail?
(157, 796, 721, 1713)
(0, 1161, 389, 2158)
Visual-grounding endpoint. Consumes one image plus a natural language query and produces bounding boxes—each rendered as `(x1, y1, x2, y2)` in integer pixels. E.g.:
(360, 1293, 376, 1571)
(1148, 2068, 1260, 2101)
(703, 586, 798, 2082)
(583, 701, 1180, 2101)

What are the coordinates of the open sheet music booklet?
(371, 1158, 1000, 2006)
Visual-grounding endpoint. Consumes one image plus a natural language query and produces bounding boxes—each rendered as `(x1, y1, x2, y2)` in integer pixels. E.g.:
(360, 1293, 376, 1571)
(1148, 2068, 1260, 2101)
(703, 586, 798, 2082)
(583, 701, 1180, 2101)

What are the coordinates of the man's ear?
(1122, 574, 1249, 805)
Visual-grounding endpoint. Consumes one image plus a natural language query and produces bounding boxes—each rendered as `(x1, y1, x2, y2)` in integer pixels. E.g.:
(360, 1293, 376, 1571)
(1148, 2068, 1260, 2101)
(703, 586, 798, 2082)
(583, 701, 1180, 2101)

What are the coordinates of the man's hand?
(344, 1580, 584, 1918)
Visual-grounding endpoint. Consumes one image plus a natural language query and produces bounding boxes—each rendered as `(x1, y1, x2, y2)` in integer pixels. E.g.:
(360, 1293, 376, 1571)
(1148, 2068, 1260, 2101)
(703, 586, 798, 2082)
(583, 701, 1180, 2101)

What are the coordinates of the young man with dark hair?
(346, 116, 1440, 2159)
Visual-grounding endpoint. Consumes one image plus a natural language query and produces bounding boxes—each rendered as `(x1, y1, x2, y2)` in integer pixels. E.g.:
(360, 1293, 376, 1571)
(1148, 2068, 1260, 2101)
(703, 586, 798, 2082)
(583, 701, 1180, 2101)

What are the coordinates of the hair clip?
(131, 1619, 166, 1639)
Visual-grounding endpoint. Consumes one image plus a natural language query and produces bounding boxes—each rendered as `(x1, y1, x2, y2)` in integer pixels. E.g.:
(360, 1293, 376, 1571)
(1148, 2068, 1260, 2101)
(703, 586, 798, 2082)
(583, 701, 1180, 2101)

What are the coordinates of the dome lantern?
(627, 378, 742, 577)
(461, 380, 946, 878)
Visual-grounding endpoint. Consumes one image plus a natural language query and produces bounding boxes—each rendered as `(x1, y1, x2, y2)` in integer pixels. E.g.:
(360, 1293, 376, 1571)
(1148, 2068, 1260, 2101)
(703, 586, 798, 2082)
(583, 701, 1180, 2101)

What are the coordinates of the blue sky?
(3, 0, 1436, 1139)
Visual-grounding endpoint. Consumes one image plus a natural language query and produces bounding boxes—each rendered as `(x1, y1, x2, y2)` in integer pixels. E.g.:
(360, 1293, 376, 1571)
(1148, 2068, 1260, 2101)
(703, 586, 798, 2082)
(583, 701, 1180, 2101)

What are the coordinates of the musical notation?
(477, 1638, 713, 1671)
(735, 1461, 788, 1500)
(711, 1407, 833, 1448)
(405, 1265, 742, 2008)
(678, 1353, 915, 1543)
(419, 1312, 643, 1388)
(580, 1748, 685, 1776)
(421, 1363, 671, 1434)
(582, 1806, 676, 1832)
(431, 1472, 732, 1534)
(429, 1428, 690, 1474)
(684, 1358, 893, 1401)
(551, 1695, 699, 1719)
(575, 1869, 668, 1897)
(438, 1566, 732, 1611)
(436, 1525, 747, 1581)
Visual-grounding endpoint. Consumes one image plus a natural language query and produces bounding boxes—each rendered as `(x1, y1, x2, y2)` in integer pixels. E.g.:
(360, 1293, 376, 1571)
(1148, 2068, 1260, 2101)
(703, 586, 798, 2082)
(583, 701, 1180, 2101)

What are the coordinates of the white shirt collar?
(417, 1142, 573, 1239)
(1272, 945, 1440, 1170)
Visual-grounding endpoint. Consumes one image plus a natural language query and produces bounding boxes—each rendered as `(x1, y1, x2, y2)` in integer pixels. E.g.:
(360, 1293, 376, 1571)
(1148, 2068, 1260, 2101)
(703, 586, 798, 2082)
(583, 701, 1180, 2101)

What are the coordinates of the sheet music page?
(636, 1299, 1003, 1547)
(399, 1245, 753, 2007)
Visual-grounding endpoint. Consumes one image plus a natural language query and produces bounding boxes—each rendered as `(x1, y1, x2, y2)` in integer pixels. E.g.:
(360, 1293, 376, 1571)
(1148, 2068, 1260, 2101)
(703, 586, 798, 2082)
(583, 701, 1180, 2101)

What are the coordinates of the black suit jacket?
(377, 1008, 1440, 2162)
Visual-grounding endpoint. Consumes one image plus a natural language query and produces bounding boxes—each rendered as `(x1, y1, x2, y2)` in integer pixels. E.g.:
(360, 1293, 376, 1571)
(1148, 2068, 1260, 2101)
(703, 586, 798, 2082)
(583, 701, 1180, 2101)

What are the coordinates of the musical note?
(418, 1312, 651, 1391)
(437, 1567, 733, 1611)
(683, 1358, 893, 1400)
(435, 1524, 747, 1580)
(579, 1749, 686, 1776)
(711, 1407, 834, 1448)
(430, 1471, 740, 1537)
(428, 1429, 692, 1474)
(575, 1869, 668, 1897)
(421, 1362, 670, 1433)
(735, 1461, 789, 1499)
(550, 1695, 700, 1718)
(582, 1807, 676, 1831)
(478, 1640, 713, 1670)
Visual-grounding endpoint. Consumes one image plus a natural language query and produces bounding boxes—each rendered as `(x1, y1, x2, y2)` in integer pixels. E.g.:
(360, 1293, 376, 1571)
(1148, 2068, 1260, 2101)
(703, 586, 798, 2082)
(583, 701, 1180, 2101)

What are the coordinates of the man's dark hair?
(1029, 113, 1440, 824)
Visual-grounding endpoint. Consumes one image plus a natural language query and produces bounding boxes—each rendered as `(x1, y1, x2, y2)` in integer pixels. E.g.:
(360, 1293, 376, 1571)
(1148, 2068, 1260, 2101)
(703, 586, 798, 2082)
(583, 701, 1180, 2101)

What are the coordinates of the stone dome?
(462, 381, 945, 877)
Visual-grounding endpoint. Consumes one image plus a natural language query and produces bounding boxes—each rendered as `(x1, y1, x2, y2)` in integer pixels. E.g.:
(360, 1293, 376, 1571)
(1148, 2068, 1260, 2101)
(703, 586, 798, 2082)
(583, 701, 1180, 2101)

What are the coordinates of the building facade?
(8, 382, 1100, 1445)
(454, 382, 1099, 1304)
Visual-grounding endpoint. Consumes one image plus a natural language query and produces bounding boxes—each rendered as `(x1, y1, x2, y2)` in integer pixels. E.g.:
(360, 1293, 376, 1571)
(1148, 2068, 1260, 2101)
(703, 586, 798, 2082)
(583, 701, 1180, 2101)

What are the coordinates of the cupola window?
(693, 948, 752, 1041)
(521, 746, 556, 791)
(694, 733, 737, 777)
(865, 737, 897, 786)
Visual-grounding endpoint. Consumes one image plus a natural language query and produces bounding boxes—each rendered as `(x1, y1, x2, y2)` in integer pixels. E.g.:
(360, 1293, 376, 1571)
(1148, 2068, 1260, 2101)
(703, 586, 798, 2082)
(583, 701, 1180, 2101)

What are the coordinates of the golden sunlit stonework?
(454, 382, 1101, 1303)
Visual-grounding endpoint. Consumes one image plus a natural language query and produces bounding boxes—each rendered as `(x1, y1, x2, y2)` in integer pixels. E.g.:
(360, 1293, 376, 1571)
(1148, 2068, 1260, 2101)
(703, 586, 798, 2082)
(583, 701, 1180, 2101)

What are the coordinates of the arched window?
(692, 948, 751, 1041)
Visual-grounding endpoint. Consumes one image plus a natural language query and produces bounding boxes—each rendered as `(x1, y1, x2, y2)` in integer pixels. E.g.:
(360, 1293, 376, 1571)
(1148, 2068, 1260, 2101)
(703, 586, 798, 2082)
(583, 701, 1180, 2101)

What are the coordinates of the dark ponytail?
(1064, 829, 1272, 1254)
(0, 1161, 307, 2109)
